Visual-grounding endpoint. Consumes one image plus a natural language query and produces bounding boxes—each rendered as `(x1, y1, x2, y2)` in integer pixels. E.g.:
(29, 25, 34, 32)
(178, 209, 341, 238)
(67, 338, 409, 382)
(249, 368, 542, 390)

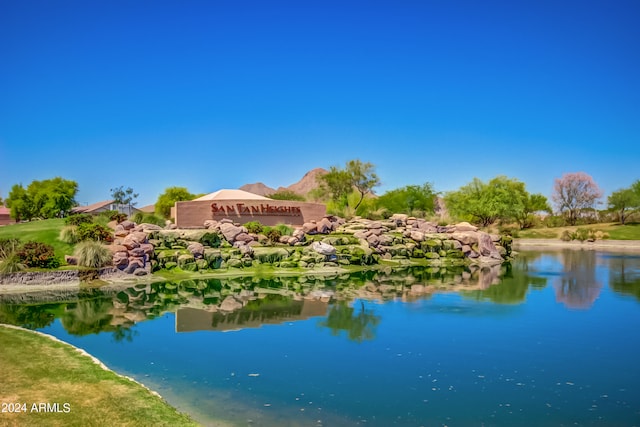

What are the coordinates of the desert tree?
(552, 172, 603, 225)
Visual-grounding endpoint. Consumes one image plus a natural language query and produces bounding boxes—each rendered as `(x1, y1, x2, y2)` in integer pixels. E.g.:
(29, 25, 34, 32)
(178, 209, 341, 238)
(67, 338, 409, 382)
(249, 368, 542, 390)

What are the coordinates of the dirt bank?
(514, 238, 640, 252)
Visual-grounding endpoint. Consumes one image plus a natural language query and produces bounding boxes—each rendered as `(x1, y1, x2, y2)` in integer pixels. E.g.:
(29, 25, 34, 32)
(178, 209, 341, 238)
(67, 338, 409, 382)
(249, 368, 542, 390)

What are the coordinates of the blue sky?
(1, 0, 639, 207)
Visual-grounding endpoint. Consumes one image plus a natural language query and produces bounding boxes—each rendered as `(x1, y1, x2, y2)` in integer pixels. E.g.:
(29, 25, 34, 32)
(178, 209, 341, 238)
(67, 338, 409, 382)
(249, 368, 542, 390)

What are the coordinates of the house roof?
(193, 189, 272, 201)
(71, 200, 115, 214)
(138, 204, 155, 213)
(0, 206, 10, 216)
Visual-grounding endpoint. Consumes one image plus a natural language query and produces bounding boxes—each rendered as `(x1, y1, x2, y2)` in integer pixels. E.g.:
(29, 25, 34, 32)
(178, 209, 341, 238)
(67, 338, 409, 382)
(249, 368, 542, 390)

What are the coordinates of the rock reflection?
(0, 265, 512, 339)
(553, 250, 602, 309)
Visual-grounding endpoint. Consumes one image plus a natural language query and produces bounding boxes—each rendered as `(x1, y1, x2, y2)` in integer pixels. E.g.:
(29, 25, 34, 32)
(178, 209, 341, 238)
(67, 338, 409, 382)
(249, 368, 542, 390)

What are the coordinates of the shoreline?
(514, 238, 640, 252)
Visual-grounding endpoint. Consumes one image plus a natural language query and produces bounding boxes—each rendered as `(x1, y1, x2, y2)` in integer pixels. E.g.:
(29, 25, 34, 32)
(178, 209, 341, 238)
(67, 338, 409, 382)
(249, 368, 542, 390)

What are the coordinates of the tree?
(5, 177, 78, 220)
(318, 159, 380, 210)
(110, 186, 139, 216)
(445, 176, 533, 227)
(155, 187, 196, 218)
(513, 193, 552, 229)
(552, 172, 603, 225)
(376, 183, 437, 216)
(608, 180, 640, 225)
(267, 190, 306, 201)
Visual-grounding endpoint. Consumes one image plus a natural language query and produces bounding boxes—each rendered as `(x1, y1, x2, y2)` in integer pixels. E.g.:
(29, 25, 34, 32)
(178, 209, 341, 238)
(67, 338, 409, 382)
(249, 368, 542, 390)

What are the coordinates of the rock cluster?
(106, 222, 164, 276)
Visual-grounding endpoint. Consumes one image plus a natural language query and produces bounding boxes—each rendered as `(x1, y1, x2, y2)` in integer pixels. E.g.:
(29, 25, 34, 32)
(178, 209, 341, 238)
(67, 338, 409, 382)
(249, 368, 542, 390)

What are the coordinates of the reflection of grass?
(0, 325, 198, 426)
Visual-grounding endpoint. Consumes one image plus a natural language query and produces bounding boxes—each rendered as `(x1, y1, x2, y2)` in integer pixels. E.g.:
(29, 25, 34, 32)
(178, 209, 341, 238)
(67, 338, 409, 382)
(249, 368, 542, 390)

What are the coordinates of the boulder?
(121, 220, 136, 230)
(139, 243, 155, 256)
(410, 231, 425, 242)
(220, 223, 246, 242)
(121, 236, 140, 250)
(316, 217, 333, 234)
(453, 222, 478, 232)
(187, 242, 205, 258)
(390, 213, 408, 225)
(65, 255, 78, 265)
(310, 241, 336, 256)
(137, 223, 163, 231)
(234, 232, 254, 243)
(204, 219, 218, 229)
(129, 247, 146, 258)
(106, 244, 128, 254)
(450, 232, 478, 245)
(114, 225, 129, 237)
(478, 232, 503, 260)
(133, 268, 148, 276)
(302, 222, 318, 234)
(220, 296, 243, 312)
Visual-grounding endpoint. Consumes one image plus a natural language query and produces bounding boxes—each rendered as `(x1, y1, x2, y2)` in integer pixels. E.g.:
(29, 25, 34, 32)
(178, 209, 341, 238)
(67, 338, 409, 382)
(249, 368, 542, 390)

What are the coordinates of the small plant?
(574, 228, 589, 242)
(16, 241, 59, 269)
(0, 238, 21, 260)
(65, 213, 93, 226)
(0, 254, 25, 274)
(74, 241, 113, 268)
(560, 230, 572, 241)
(263, 228, 282, 244)
(244, 221, 264, 234)
(77, 223, 114, 242)
(273, 224, 293, 236)
(59, 225, 80, 244)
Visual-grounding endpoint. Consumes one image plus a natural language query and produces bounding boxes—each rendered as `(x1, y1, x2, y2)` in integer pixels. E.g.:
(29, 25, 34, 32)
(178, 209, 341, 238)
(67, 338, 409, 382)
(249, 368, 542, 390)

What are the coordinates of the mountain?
(238, 182, 275, 197)
(239, 168, 328, 198)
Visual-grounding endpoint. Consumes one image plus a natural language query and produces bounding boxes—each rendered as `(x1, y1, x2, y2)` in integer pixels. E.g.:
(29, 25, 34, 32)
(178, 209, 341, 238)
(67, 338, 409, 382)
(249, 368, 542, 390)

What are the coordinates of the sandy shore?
(514, 238, 640, 252)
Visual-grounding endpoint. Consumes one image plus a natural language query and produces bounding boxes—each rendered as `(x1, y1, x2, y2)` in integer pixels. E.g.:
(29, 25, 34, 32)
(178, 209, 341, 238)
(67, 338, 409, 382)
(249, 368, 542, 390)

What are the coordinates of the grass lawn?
(0, 219, 74, 260)
(0, 325, 199, 427)
(518, 222, 640, 240)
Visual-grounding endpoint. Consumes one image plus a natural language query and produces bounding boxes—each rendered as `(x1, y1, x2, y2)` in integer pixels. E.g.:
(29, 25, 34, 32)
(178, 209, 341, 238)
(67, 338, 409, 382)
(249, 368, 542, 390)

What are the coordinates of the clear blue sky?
(1, 0, 639, 207)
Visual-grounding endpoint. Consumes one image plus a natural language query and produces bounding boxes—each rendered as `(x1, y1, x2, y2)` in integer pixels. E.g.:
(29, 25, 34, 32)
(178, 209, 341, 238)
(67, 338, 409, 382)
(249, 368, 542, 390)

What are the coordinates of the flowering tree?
(552, 172, 603, 225)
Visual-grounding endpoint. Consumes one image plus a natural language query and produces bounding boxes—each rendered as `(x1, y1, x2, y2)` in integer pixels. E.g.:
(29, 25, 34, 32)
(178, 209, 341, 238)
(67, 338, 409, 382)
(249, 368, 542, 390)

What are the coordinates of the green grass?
(0, 325, 199, 427)
(0, 219, 74, 260)
(518, 222, 640, 240)
(607, 222, 640, 240)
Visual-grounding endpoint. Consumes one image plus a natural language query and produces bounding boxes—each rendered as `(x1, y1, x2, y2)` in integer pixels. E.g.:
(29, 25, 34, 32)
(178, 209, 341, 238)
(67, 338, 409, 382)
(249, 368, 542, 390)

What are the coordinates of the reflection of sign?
(211, 203, 302, 216)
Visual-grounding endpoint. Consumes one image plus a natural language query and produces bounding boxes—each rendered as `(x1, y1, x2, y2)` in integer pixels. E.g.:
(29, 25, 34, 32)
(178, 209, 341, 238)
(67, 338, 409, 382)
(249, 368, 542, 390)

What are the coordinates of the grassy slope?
(0, 219, 74, 260)
(0, 325, 198, 427)
(518, 222, 640, 240)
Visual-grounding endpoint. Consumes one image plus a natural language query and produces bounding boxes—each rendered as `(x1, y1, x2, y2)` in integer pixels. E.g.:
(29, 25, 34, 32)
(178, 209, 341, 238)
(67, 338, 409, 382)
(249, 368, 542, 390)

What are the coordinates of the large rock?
(316, 217, 333, 234)
(120, 220, 136, 230)
(450, 232, 478, 245)
(410, 230, 425, 242)
(478, 232, 503, 260)
(113, 252, 129, 269)
(65, 255, 78, 265)
(310, 241, 336, 256)
(187, 242, 205, 258)
(220, 223, 246, 242)
(453, 222, 478, 232)
(139, 243, 155, 256)
(136, 223, 163, 232)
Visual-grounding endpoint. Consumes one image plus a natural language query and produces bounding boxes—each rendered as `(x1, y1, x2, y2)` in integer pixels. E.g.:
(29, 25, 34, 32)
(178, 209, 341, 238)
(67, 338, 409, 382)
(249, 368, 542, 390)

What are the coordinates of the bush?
(16, 242, 59, 269)
(65, 213, 93, 226)
(544, 215, 566, 228)
(74, 241, 113, 268)
(244, 221, 264, 234)
(59, 225, 80, 244)
(264, 228, 282, 244)
(0, 254, 24, 274)
(132, 212, 166, 227)
(574, 228, 589, 242)
(98, 210, 127, 223)
(560, 230, 572, 241)
(77, 223, 114, 242)
(267, 190, 306, 201)
(273, 224, 293, 236)
(0, 238, 21, 261)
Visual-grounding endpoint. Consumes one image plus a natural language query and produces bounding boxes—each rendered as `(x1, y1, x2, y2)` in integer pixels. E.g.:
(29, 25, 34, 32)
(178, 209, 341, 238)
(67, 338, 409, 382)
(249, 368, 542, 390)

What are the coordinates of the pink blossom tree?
(552, 172, 603, 225)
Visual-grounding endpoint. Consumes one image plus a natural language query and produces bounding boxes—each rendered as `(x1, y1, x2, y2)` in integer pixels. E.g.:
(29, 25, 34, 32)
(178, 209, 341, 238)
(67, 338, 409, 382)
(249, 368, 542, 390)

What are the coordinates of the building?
(70, 200, 142, 216)
(173, 189, 326, 228)
(0, 206, 15, 226)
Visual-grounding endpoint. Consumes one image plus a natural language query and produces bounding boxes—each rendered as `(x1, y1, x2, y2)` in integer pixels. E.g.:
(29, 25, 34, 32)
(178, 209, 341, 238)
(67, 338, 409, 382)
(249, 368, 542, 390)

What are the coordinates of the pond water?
(1, 250, 640, 426)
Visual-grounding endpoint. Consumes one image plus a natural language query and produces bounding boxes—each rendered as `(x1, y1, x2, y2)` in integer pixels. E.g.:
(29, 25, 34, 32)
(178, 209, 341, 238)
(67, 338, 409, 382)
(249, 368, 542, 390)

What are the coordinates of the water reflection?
(2, 252, 640, 340)
(606, 254, 640, 301)
(553, 250, 602, 309)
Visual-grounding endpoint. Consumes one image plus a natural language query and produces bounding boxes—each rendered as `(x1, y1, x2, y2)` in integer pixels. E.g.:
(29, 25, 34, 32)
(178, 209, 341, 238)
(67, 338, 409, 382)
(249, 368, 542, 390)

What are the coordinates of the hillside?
(239, 167, 328, 198)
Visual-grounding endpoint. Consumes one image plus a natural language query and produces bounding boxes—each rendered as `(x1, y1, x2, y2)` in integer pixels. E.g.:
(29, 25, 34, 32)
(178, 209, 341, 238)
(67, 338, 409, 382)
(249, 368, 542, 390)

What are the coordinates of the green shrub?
(574, 228, 589, 242)
(244, 221, 264, 234)
(200, 232, 221, 247)
(59, 225, 80, 244)
(560, 230, 572, 241)
(77, 223, 114, 242)
(264, 228, 282, 243)
(544, 215, 566, 228)
(16, 241, 59, 268)
(65, 213, 93, 226)
(132, 212, 166, 227)
(267, 190, 306, 201)
(0, 238, 21, 261)
(74, 241, 113, 268)
(273, 224, 293, 236)
(0, 254, 25, 273)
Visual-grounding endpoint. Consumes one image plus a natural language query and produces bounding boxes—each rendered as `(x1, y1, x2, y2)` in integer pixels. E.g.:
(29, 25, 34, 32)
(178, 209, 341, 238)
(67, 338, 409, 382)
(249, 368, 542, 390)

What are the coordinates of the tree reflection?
(0, 303, 57, 329)
(463, 257, 548, 304)
(607, 255, 640, 301)
(553, 250, 602, 309)
(319, 300, 381, 342)
(60, 299, 134, 341)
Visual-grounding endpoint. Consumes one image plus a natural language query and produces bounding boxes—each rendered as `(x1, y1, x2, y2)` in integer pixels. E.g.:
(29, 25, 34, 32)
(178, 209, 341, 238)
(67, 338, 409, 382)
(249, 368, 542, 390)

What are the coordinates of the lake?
(1, 249, 639, 426)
